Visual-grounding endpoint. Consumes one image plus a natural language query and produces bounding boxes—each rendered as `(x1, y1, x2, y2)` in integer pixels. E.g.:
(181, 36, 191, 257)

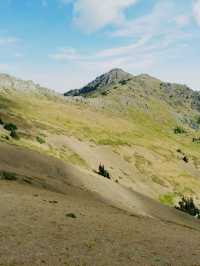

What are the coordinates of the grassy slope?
(0, 83, 200, 205)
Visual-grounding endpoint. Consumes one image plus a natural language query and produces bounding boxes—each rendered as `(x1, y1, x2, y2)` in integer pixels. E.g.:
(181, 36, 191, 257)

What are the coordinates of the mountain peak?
(65, 68, 133, 96)
(108, 68, 129, 74)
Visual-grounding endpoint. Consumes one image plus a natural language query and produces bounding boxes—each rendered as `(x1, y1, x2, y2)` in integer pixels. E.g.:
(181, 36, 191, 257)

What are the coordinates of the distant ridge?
(0, 73, 60, 99)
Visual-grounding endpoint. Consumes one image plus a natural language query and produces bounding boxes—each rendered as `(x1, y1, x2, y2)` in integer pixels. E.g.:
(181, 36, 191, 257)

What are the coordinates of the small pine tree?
(174, 126, 186, 134)
(4, 123, 17, 131)
(183, 156, 189, 163)
(175, 196, 200, 218)
(98, 164, 110, 179)
(10, 129, 19, 140)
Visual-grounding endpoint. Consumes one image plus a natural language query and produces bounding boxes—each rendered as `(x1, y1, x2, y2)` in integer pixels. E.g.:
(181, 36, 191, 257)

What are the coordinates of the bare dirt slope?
(0, 142, 200, 266)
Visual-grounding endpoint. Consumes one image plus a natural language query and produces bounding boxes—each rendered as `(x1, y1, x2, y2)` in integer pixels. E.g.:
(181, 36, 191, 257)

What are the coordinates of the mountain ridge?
(64, 69, 200, 124)
(64, 68, 198, 98)
(64, 68, 134, 97)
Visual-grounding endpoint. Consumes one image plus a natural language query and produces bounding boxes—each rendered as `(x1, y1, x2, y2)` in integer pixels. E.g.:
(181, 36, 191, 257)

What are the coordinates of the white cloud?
(193, 0, 200, 26)
(69, 0, 138, 32)
(112, 1, 181, 38)
(49, 36, 151, 64)
(49, 36, 176, 83)
(50, 1, 192, 67)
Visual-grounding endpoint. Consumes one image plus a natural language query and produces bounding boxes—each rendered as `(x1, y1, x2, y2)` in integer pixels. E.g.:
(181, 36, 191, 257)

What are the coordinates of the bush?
(98, 164, 110, 179)
(159, 193, 175, 206)
(4, 123, 17, 131)
(36, 136, 45, 144)
(183, 156, 189, 163)
(193, 137, 200, 143)
(174, 126, 186, 134)
(10, 129, 19, 140)
(65, 213, 77, 219)
(0, 118, 4, 125)
(0, 171, 17, 181)
(175, 196, 200, 218)
(101, 91, 108, 96)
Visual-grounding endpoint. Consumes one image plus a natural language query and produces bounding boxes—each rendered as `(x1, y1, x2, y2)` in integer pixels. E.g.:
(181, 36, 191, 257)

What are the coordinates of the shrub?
(36, 136, 45, 144)
(175, 196, 200, 218)
(10, 129, 19, 140)
(0, 118, 4, 125)
(0, 171, 17, 181)
(174, 126, 186, 134)
(98, 164, 110, 179)
(101, 91, 108, 96)
(159, 193, 175, 206)
(65, 213, 77, 219)
(192, 137, 200, 143)
(4, 123, 17, 131)
(183, 156, 189, 163)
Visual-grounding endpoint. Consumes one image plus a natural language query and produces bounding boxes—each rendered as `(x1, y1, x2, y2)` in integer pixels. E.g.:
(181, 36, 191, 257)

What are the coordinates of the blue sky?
(0, 0, 200, 92)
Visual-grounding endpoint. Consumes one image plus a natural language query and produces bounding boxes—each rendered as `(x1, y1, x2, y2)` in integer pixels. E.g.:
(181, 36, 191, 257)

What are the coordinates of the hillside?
(1, 141, 200, 266)
(0, 71, 200, 265)
(0, 71, 200, 202)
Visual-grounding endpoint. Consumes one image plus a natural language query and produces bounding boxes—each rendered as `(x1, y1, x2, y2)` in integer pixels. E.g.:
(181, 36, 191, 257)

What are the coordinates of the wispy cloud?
(61, 0, 138, 32)
(50, 1, 192, 69)
(48, 0, 198, 91)
(112, 1, 190, 38)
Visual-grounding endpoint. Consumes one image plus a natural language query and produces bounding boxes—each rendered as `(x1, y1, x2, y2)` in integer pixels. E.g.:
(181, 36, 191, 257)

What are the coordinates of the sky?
(0, 0, 200, 92)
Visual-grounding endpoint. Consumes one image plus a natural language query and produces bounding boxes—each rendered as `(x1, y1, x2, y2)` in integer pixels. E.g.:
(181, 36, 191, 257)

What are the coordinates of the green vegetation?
(10, 129, 19, 140)
(0, 171, 17, 181)
(192, 137, 200, 144)
(101, 91, 108, 96)
(65, 213, 77, 219)
(98, 164, 110, 179)
(4, 123, 17, 131)
(36, 136, 46, 144)
(0, 118, 4, 125)
(175, 197, 200, 218)
(159, 193, 176, 206)
(3, 122, 19, 140)
(183, 156, 189, 163)
(174, 126, 186, 134)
